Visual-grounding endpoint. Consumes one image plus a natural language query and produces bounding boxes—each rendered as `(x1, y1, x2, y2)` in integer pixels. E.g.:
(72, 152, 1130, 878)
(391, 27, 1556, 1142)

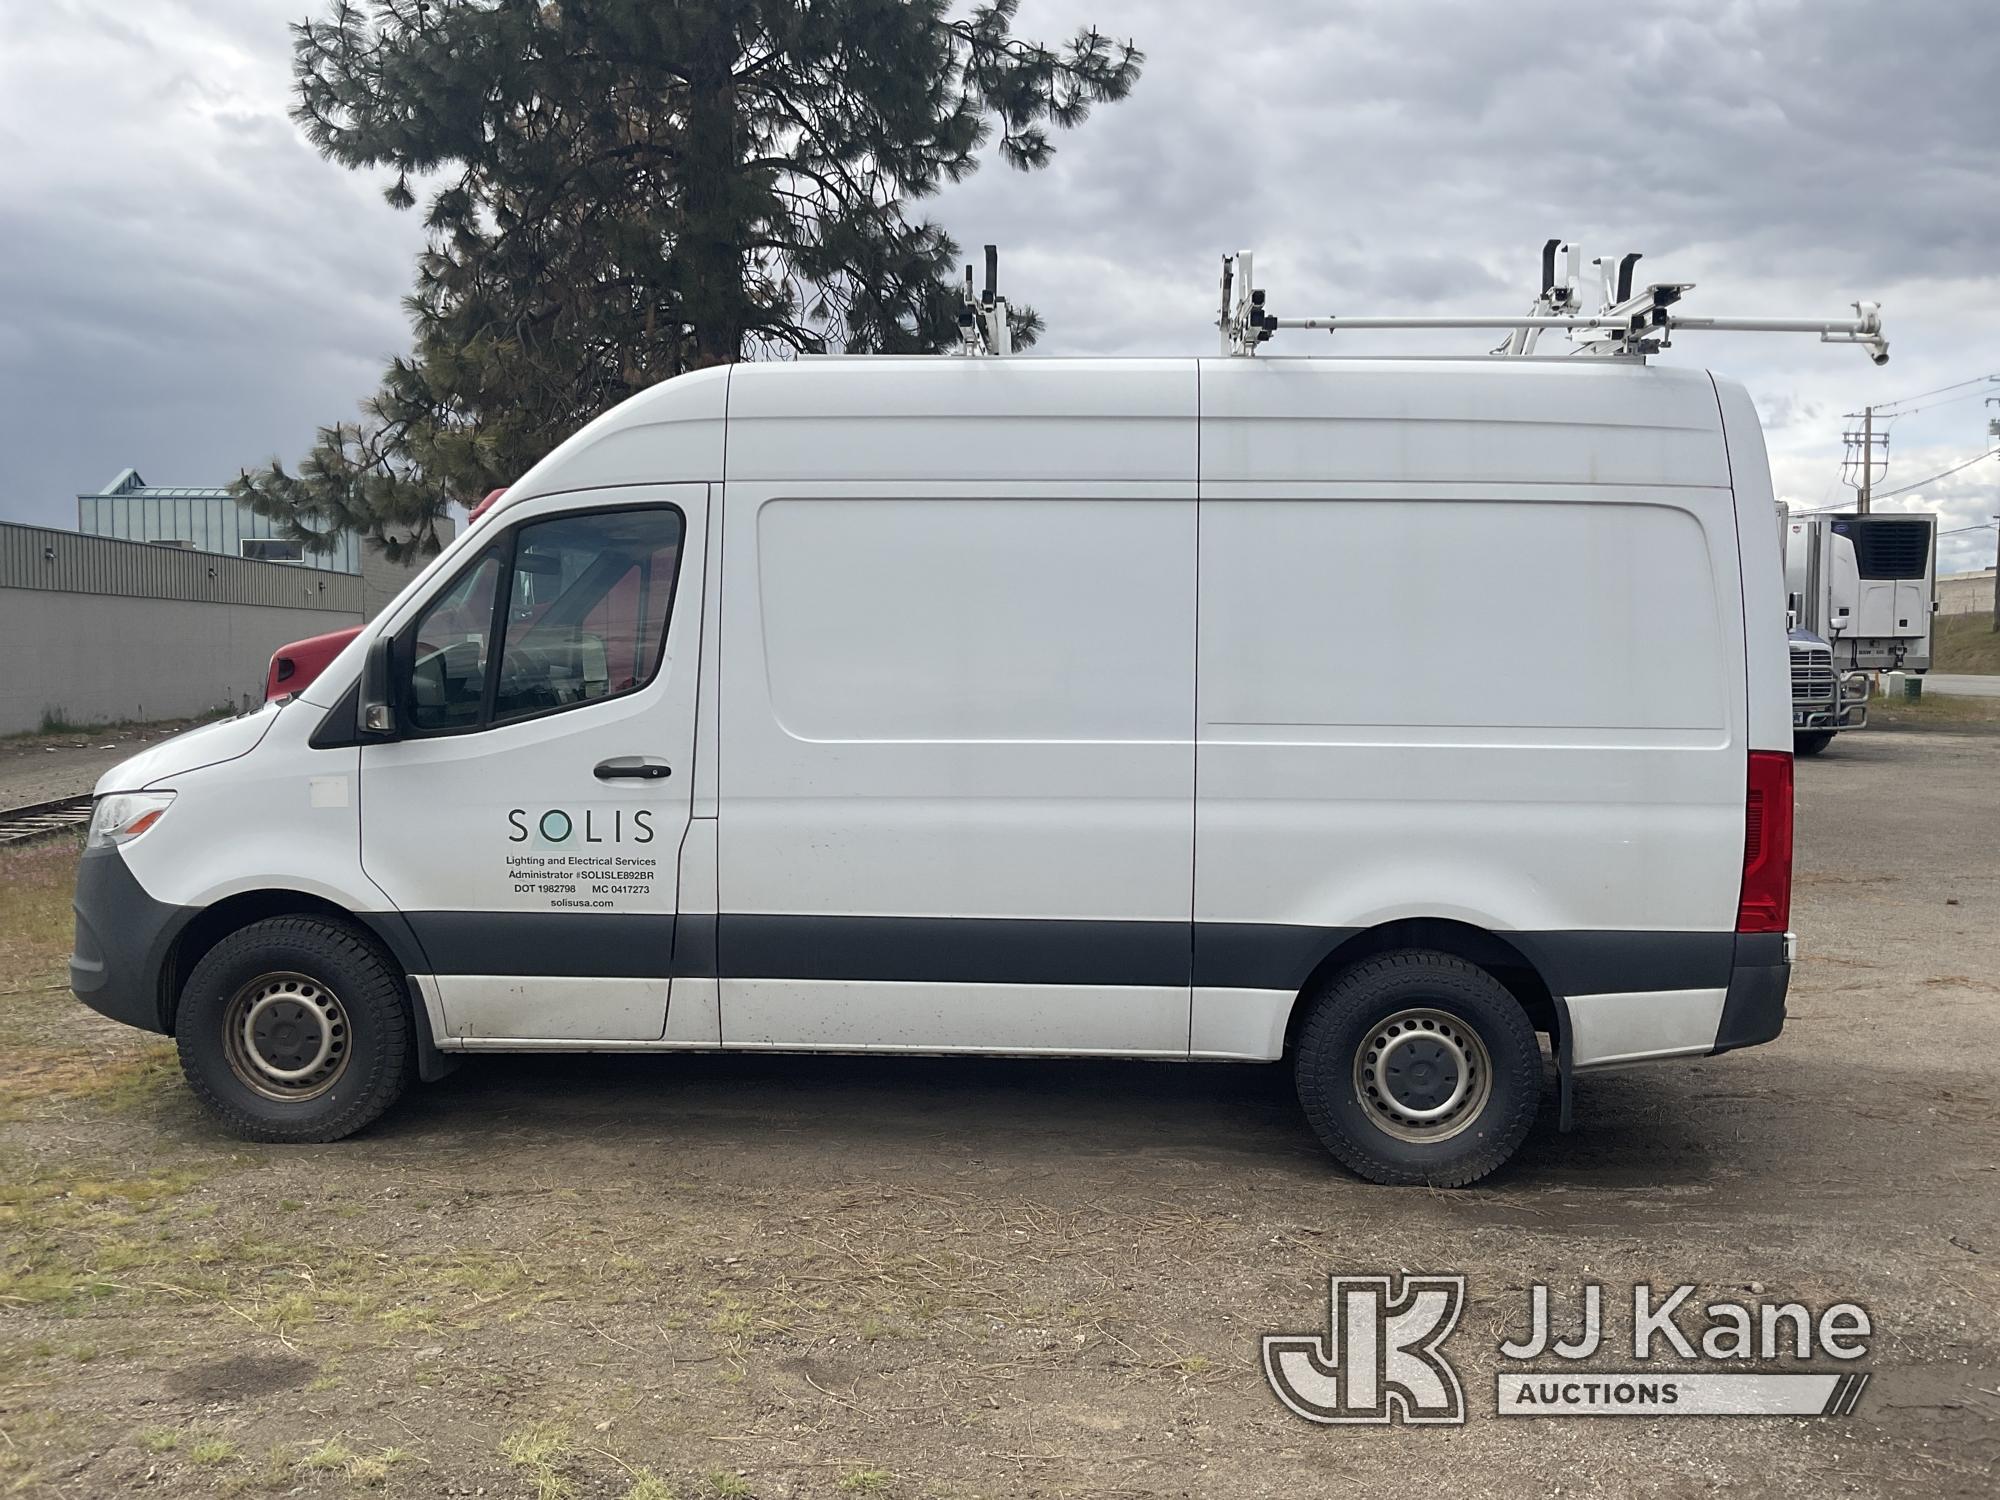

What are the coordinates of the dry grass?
(621, 1472, 680, 1500)
(0, 1048, 176, 1122)
(185, 1433, 238, 1465)
(0, 839, 81, 992)
(502, 1422, 577, 1500)
(1870, 690, 2000, 727)
(1932, 611, 2000, 675)
(294, 1439, 411, 1486)
(0, 840, 180, 1124)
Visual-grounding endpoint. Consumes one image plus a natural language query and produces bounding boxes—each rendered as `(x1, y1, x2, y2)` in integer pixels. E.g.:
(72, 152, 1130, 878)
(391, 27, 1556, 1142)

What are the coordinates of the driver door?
(359, 484, 705, 1041)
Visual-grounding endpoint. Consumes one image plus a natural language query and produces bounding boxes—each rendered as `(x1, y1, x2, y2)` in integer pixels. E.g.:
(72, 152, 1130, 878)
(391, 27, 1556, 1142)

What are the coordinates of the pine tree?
(236, 0, 1143, 560)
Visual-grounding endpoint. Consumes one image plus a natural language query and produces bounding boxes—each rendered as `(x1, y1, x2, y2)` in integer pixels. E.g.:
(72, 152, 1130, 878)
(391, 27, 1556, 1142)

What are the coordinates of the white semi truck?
(1781, 510, 1937, 755)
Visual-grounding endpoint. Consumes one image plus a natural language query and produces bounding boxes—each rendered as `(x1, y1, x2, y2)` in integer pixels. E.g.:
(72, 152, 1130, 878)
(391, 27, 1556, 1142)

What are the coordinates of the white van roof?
(504, 356, 1733, 509)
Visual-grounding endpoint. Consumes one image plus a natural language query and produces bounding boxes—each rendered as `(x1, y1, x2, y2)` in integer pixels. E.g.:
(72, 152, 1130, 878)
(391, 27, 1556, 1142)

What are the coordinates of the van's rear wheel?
(1294, 950, 1541, 1186)
(176, 916, 413, 1142)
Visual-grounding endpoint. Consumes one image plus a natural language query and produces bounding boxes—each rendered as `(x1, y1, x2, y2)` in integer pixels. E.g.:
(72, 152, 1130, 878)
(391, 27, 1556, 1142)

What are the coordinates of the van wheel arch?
(163, 892, 451, 1083)
(1280, 918, 1558, 1056)
(163, 892, 423, 1028)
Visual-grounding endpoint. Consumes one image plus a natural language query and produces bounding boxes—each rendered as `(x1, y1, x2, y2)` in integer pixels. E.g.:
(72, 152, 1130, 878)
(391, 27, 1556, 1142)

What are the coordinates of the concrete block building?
(0, 471, 455, 735)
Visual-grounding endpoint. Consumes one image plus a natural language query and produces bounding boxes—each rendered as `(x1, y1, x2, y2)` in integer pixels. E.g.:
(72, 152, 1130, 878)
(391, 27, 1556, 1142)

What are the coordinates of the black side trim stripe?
(407, 912, 676, 979)
(402, 912, 1751, 995)
(722, 914, 1186, 987)
(1510, 930, 1736, 997)
(1193, 923, 1361, 991)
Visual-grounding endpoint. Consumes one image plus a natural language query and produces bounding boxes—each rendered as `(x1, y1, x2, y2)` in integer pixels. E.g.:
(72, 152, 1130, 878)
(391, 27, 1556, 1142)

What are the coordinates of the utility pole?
(1842, 405, 1886, 509)
(1859, 406, 1873, 513)
(1989, 402, 2000, 632)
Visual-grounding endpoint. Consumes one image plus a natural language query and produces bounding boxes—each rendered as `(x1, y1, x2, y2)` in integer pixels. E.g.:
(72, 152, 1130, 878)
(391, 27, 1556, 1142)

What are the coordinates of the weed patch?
(502, 1422, 576, 1500)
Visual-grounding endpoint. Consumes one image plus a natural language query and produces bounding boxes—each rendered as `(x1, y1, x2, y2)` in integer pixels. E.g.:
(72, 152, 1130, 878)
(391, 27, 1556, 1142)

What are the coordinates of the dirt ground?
(2, 718, 1997, 1498)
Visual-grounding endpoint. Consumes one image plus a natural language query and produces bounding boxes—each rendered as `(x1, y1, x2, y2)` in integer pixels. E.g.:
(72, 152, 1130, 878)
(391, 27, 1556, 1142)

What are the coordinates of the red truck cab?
(265, 626, 360, 701)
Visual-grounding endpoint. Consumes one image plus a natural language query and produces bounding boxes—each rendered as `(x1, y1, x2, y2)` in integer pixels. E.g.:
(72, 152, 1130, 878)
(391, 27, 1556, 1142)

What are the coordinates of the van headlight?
(87, 791, 175, 849)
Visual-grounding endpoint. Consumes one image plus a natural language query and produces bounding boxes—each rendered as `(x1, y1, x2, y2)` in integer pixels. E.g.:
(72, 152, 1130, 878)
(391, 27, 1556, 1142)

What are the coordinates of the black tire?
(1294, 949, 1541, 1187)
(175, 915, 414, 1143)
(1794, 731, 1835, 757)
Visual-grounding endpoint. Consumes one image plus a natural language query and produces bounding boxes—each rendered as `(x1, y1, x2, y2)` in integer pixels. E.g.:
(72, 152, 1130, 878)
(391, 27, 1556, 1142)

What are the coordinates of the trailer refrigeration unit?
(1784, 511, 1938, 672)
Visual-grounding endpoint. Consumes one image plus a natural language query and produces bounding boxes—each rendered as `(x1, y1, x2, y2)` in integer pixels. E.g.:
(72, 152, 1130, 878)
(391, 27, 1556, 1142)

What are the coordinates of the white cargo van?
(70, 355, 1796, 1186)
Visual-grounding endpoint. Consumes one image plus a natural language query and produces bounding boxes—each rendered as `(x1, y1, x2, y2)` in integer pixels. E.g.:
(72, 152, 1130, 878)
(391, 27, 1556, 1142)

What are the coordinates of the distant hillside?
(1934, 612, 2000, 675)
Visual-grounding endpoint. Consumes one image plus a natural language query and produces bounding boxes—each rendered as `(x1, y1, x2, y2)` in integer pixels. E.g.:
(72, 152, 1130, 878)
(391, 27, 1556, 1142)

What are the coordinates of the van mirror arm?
(360, 633, 399, 738)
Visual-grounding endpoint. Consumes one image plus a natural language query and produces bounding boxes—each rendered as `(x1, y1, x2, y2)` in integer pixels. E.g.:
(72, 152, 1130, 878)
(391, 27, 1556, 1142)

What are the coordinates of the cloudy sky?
(3, 0, 1996, 570)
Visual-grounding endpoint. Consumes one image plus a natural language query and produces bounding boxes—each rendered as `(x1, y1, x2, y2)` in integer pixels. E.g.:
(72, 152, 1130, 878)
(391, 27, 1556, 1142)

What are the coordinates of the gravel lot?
(1, 715, 1996, 1497)
(0, 718, 225, 809)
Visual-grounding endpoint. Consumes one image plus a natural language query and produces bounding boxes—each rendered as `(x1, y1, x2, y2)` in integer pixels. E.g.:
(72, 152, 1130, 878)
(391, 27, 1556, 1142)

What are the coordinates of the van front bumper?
(69, 846, 188, 1035)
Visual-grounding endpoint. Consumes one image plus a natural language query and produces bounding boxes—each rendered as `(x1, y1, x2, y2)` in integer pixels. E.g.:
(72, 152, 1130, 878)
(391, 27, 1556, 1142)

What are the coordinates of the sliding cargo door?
(715, 482, 1197, 1053)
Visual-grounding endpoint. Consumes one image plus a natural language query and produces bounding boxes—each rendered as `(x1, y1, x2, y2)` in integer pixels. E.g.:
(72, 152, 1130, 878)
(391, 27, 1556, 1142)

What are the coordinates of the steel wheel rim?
(222, 971, 351, 1102)
(1353, 1007, 1493, 1144)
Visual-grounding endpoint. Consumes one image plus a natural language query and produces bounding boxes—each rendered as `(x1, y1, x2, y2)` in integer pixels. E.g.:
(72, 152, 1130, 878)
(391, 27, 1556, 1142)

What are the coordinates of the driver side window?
(400, 505, 684, 736)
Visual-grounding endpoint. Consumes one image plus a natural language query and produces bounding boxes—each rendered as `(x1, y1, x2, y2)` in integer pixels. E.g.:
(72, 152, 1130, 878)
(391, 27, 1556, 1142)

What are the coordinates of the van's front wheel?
(1294, 950, 1541, 1186)
(175, 916, 414, 1142)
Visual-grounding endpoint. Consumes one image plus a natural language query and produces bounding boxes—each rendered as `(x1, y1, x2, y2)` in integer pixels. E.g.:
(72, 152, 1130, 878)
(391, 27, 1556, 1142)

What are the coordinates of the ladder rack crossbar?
(1273, 315, 1648, 332)
(1217, 242, 1888, 364)
(1666, 315, 1882, 336)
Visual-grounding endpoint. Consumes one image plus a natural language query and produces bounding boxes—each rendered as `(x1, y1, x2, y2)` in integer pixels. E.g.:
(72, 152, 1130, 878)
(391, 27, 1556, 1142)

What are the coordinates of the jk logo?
(1263, 1275, 1467, 1425)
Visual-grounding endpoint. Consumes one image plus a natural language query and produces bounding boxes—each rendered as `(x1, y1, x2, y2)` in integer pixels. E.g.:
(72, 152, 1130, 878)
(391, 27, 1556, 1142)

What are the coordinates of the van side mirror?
(360, 633, 398, 738)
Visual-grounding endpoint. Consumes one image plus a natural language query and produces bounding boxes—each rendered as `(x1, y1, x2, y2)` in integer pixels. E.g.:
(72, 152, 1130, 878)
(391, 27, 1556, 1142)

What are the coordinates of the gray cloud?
(0, 0, 419, 521)
(3, 0, 1996, 555)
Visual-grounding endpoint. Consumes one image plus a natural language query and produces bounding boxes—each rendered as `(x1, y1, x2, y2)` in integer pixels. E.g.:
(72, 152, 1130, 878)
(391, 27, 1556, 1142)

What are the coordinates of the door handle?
(594, 757, 672, 781)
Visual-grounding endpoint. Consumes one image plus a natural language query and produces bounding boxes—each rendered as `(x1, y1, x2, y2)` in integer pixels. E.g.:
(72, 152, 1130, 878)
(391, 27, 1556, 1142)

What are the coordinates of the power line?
(1788, 450, 1999, 515)
(1871, 448, 2000, 500)
(1876, 387, 2000, 420)
(1865, 371, 2000, 414)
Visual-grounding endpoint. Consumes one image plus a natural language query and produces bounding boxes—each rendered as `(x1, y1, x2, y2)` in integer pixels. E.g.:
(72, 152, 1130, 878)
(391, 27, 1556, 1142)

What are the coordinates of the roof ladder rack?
(954, 245, 1014, 357)
(1218, 239, 1889, 365)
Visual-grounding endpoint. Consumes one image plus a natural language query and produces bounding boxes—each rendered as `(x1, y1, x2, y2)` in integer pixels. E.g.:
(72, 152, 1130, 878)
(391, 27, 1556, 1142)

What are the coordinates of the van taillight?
(1736, 750, 1794, 934)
